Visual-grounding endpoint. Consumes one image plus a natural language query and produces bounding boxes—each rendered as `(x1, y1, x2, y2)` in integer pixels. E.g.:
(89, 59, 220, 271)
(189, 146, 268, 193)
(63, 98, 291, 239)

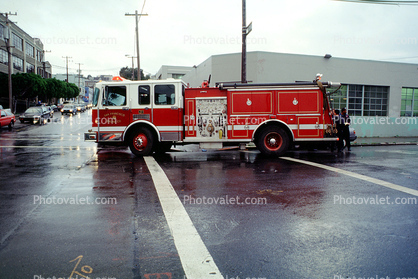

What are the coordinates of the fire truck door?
(152, 84, 181, 141)
(133, 84, 153, 123)
(101, 85, 131, 128)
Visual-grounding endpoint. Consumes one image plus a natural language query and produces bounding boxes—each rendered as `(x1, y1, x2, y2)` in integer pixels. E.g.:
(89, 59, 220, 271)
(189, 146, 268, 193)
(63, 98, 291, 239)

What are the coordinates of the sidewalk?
(352, 137, 418, 146)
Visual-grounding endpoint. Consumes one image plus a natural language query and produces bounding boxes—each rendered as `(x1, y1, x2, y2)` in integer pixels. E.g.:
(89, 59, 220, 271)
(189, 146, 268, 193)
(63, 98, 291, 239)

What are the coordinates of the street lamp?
(125, 54, 137, 80)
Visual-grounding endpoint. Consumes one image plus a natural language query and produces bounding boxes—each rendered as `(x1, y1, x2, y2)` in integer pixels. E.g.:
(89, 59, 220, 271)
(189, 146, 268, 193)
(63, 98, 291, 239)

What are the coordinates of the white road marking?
(280, 157, 418, 197)
(0, 145, 95, 150)
(144, 156, 224, 279)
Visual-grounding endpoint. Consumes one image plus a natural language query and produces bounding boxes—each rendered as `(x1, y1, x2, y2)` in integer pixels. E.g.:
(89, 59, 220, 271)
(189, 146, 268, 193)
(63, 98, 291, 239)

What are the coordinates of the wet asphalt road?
(0, 111, 417, 279)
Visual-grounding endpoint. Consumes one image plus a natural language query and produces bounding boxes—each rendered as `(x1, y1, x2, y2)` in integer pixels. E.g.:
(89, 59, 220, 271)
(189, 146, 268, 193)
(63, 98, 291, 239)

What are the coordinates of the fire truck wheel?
(257, 126, 289, 156)
(128, 128, 154, 156)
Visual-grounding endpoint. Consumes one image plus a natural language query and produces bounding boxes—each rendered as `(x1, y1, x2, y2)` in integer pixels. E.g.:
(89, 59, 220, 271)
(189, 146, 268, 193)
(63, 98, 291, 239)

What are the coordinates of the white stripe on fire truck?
(144, 157, 225, 279)
(95, 126, 183, 132)
(99, 125, 326, 133)
(227, 124, 325, 130)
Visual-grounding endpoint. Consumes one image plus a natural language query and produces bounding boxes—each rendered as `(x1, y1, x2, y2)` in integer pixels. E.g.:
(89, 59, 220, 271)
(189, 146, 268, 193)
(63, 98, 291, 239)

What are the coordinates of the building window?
(0, 24, 4, 41)
(171, 73, 185, 79)
(37, 50, 43, 62)
(329, 84, 388, 116)
(0, 49, 8, 65)
(363, 86, 388, 116)
(348, 85, 364, 116)
(401, 88, 418, 117)
(26, 42, 34, 58)
(329, 85, 348, 112)
(12, 56, 23, 71)
(26, 62, 35, 73)
(12, 33, 23, 51)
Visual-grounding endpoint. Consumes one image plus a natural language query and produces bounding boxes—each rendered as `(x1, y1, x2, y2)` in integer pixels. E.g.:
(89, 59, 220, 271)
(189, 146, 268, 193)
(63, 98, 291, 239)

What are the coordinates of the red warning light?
(112, 76, 125, 81)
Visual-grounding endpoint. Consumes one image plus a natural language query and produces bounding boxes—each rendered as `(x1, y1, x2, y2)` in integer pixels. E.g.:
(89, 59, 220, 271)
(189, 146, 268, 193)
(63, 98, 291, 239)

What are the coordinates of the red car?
(0, 109, 16, 130)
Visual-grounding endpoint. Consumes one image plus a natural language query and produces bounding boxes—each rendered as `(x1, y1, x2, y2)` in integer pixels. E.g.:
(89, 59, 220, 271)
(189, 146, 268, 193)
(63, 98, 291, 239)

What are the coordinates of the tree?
(45, 78, 65, 102)
(119, 66, 149, 80)
(12, 73, 47, 100)
(66, 83, 80, 99)
(0, 73, 7, 99)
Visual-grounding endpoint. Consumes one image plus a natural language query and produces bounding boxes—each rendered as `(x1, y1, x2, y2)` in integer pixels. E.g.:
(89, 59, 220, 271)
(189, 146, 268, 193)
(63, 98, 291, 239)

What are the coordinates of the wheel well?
(253, 121, 294, 144)
(124, 123, 159, 144)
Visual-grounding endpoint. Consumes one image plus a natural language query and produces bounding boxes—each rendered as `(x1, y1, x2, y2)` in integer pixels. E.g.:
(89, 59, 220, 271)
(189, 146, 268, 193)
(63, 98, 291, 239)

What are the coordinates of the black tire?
(256, 126, 289, 156)
(127, 127, 154, 156)
(8, 120, 14, 130)
(154, 142, 173, 154)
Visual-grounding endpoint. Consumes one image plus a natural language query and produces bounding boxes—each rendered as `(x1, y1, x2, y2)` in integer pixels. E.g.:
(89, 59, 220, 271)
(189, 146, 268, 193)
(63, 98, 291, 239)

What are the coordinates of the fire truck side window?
(138, 85, 150, 105)
(155, 84, 175, 105)
(103, 86, 126, 106)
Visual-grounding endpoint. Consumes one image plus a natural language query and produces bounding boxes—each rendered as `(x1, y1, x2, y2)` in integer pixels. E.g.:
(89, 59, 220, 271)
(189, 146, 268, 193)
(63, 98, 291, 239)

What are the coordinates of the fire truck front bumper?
(84, 131, 124, 142)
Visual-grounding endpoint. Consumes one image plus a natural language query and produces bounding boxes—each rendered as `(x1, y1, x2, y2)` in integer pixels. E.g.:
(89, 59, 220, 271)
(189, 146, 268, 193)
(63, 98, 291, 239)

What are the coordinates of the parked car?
(350, 127, 357, 142)
(61, 104, 77, 115)
(19, 107, 50, 124)
(76, 103, 86, 112)
(45, 106, 54, 118)
(0, 109, 16, 130)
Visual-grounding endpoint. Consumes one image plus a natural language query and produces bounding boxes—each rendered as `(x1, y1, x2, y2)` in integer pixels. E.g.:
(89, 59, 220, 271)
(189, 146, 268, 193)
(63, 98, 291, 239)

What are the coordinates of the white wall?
(182, 51, 418, 137)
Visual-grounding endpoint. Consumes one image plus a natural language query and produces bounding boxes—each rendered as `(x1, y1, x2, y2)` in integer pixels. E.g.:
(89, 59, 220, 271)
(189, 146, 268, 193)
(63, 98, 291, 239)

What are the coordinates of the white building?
(181, 51, 418, 138)
(154, 65, 193, 80)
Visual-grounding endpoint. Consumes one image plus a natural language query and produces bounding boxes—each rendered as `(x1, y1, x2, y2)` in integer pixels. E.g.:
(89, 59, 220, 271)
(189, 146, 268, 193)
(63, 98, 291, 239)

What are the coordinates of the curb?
(352, 142, 418, 147)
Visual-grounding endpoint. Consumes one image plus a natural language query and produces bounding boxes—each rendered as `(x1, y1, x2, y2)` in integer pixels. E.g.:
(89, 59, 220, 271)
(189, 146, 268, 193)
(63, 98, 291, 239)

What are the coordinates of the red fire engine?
(85, 78, 340, 156)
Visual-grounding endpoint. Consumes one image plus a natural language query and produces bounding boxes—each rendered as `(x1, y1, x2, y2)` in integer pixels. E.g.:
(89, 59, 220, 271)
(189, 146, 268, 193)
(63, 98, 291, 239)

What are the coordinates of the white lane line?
(281, 157, 418, 197)
(144, 156, 224, 279)
(0, 146, 95, 149)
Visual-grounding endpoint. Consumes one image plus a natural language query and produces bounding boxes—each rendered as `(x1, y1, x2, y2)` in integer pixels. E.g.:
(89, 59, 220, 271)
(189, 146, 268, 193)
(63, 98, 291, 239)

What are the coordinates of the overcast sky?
(3, 0, 418, 77)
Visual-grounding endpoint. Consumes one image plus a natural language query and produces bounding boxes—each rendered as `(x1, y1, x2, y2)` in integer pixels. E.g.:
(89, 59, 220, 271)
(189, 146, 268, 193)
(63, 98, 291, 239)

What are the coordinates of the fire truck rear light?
(269, 115, 276, 119)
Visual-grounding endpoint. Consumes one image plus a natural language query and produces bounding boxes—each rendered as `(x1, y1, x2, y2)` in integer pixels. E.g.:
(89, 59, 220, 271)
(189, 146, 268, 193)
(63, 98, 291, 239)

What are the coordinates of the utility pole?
(62, 56, 72, 82)
(241, 0, 252, 84)
(75, 63, 83, 100)
(1, 12, 17, 111)
(125, 10, 148, 81)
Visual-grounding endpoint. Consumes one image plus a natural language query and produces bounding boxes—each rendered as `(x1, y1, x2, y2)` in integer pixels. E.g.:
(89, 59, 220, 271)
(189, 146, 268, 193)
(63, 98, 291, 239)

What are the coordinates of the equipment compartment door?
(195, 98, 227, 140)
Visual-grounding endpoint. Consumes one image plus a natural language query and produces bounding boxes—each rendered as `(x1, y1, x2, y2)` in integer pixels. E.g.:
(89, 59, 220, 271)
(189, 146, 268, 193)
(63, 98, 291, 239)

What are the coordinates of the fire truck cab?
(85, 78, 341, 156)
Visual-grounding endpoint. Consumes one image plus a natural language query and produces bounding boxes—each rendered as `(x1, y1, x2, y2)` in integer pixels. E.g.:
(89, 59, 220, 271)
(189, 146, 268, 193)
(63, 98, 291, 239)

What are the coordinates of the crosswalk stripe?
(144, 156, 224, 279)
